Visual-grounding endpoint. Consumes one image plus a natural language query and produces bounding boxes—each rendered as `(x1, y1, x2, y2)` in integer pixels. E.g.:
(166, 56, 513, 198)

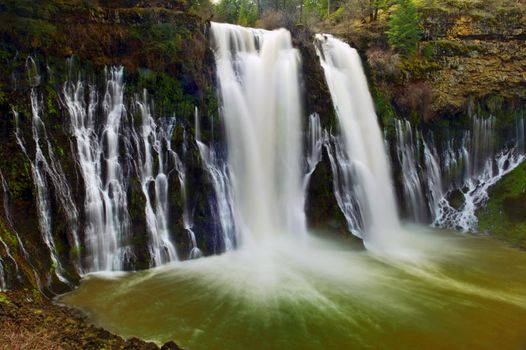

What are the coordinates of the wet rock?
(161, 340, 184, 350)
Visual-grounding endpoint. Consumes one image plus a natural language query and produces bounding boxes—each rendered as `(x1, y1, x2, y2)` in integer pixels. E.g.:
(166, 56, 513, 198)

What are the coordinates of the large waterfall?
(315, 34, 401, 253)
(210, 22, 306, 244)
(1, 26, 524, 295)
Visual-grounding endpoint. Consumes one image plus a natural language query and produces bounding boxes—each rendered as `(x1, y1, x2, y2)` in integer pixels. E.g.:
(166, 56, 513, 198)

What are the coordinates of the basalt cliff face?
(0, 0, 524, 298)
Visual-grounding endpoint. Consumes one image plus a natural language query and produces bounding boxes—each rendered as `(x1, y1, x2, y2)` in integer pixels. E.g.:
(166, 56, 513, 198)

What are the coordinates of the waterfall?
(64, 67, 132, 272)
(323, 132, 364, 235)
(303, 113, 323, 188)
(422, 138, 443, 219)
(210, 22, 306, 244)
(14, 94, 70, 285)
(388, 114, 525, 232)
(315, 34, 400, 252)
(195, 109, 235, 252)
(132, 91, 178, 265)
(394, 119, 427, 222)
(0, 164, 41, 289)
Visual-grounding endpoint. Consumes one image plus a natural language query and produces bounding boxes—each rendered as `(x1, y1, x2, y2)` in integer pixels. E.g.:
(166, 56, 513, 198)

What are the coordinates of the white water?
(64, 67, 132, 272)
(303, 113, 323, 189)
(324, 132, 364, 235)
(0, 163, 41, 290)
(390, 114, 525, 231)
(315, 34, 401, 254)
(195, 108, 235, 252)
(211, 22, 306, 245)
(394, 119, 427, 222)
(14, 92, 70, 285)
(132, 91, 178, 265)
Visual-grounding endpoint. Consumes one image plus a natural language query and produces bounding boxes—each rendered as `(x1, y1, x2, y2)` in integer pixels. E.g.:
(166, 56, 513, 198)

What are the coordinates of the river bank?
(0, 289, 181, 350)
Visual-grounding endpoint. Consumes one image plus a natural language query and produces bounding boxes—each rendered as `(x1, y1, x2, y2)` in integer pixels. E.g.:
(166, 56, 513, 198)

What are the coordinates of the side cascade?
(391, 114, 525, 231)
(194, 108, 235, 252)
(315, 34, 402, 253)
(210, 22, 307, 245)
(64, 67, 133, 272)
(131, 91, 178, 265)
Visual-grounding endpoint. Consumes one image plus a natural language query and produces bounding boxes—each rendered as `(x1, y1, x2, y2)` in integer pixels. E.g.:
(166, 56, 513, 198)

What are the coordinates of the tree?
(237, 0, 258, 26)
(386, 0, 421, 55)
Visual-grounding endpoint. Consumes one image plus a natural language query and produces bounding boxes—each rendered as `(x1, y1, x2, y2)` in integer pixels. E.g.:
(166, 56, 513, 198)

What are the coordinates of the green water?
(60, 227, 526, 350)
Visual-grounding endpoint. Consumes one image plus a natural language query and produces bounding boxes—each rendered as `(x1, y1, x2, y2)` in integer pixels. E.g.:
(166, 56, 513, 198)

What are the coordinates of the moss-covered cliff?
(477, 161, 526, 250)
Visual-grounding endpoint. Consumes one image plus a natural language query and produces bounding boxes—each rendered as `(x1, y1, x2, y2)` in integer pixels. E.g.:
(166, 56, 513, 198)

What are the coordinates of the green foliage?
(386, 0, 421, 55)
(133, 69, 196, 118)
(214, 0, 258, 26)
(214, 0, 240, 23)
(238, 0, 258, 26)
(0, 292, 11, 304)
(477, 161, 526, 250)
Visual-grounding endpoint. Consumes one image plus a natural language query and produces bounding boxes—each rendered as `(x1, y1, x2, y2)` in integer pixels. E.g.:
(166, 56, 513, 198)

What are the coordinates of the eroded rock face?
(0, 0, 219, 293)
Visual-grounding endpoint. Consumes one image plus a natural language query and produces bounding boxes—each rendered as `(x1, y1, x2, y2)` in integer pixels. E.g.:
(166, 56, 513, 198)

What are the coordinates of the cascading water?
(394, 119, 427, 222)
(390, 113, 525, 231)
(64, 67, 132, 272)
(210, 22, 306, 244)
(315, 34, 401, 253)
(132, 91, 178, 265)
(194, 108, 235, 252)
(14, 93, 70, 284)
(0, 170, 18, 290)
(303, 113, 323, 189)
(0, 164, 41, 290)
(324, 132, 364, 235)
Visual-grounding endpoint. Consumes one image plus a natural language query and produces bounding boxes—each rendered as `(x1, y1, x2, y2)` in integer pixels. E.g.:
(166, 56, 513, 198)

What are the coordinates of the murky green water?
(60, 227, 526, 350)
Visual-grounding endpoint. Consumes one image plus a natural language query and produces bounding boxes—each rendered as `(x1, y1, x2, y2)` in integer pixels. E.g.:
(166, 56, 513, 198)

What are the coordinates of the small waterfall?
(211, 22, 306, 244)
(422, 138, 443, 219)
(303, 113, 323, 188)
(14, 94, 70, 284)
(64, 67, 132, 272)
(0, 170, 19, 278)
(195, 109, 235, 252)
(0, 164, 41, 290)
(324, 132, 364, 236)
(394, 119, 427, 222)
(315, 34, 400, 252)
(132, 91, 178, 265)
(388, 113, 524, 232)
(435, 150, 524, 230)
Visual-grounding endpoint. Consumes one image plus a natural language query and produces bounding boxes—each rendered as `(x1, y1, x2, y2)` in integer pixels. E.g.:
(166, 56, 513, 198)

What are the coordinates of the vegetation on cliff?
(477, 161, 526, 250)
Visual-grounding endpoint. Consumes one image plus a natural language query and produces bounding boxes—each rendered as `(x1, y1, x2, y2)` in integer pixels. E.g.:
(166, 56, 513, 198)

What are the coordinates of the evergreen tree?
(386, 0, 421, 55)
(237, 0, 258, 26)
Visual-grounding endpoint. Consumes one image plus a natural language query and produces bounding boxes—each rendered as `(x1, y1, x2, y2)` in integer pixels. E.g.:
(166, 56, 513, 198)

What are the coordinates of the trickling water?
(435, 150, 524, 231)
(394, 119, 427, 222)
(211, 22, 306, 244)
(422, 138, 443, 219)
(324, 132, 364, 236)
(303, 113, 323, 189)
(64, 67, 132, 272)
(0, 163, 41, 289)
(132, 91, 178, 265)
(14, 93, 70, 285)
(315, 34, 400, 253)
(390, 114, 525, 231)
(195, 108, 235, 252)
(0, 169, 19, 285)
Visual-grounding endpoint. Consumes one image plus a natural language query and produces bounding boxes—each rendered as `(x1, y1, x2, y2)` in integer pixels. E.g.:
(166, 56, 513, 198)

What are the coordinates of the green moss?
(0, 292, 10, 304)
(0, 220, 18, 249)
(400, 55, 440, 81)
(477, 161, 526, 250)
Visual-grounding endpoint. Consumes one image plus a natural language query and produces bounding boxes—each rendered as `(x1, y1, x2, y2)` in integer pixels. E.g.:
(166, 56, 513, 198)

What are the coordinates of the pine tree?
(386, 0, 421, 55)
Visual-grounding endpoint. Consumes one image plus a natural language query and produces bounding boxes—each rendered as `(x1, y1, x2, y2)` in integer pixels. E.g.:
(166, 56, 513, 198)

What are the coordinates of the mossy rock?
(477, 161, 526, 250)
